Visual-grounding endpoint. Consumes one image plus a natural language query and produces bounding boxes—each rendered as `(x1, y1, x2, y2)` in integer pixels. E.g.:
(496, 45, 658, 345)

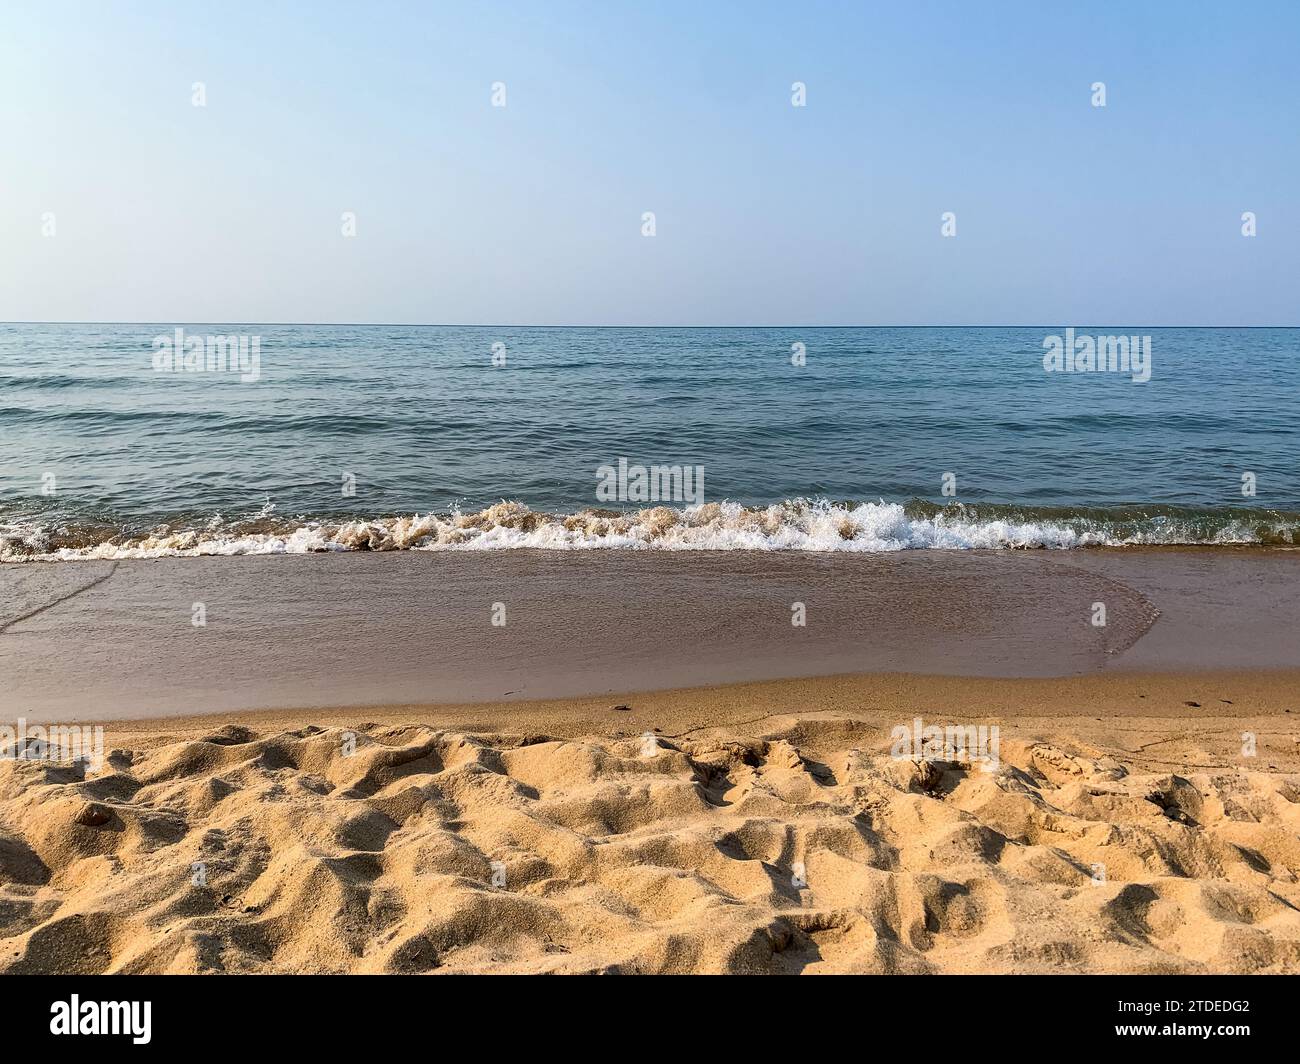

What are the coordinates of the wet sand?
(2, 543, 1300, 718)
(2, 547, 1298, 721)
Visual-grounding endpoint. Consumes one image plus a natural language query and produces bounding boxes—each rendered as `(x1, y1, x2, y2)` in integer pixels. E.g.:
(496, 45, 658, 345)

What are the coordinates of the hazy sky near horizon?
(2, 1, 1296, 326)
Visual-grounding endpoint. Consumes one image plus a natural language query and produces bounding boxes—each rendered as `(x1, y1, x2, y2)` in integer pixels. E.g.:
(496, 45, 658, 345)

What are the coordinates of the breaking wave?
(3, 499, 1299, 562)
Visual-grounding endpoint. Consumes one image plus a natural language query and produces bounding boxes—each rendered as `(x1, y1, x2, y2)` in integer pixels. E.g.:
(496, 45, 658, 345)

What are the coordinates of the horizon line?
(3, 321, 1299, 330)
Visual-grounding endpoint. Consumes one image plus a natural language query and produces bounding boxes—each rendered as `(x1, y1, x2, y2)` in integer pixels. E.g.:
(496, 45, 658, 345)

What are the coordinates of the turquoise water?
(2, 324, 1298, 557)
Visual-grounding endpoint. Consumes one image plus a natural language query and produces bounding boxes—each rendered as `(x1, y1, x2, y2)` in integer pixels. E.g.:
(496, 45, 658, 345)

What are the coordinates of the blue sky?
(2, 0, 1296, 325)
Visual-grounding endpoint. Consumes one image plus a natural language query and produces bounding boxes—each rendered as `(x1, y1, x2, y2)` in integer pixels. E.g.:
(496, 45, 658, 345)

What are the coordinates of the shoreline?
(4, 546, 1299, 721)
(6, 501, 1300, 564)
(5, 540, 1300, 564)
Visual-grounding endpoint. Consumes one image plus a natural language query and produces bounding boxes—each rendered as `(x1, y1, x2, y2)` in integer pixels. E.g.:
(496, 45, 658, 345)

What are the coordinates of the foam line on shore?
(4, 499, 1299, 561)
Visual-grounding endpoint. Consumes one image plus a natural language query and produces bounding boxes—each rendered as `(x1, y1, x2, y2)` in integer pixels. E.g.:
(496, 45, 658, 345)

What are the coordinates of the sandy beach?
(3, 548, 1299, 974)
(2, 672, 1298, 974)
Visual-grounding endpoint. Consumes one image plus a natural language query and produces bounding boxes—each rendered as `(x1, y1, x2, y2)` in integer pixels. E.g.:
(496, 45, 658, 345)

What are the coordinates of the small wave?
(3, 499, 1298, 562)
(0, 373, 138, 391)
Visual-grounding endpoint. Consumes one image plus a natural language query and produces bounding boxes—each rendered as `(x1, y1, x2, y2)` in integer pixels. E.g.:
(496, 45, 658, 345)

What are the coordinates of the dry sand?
(3, 670, 1299, 974)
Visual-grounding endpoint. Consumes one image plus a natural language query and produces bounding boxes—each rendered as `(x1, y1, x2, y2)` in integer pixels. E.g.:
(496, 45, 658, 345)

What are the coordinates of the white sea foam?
(1, 499, 1291, 562)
